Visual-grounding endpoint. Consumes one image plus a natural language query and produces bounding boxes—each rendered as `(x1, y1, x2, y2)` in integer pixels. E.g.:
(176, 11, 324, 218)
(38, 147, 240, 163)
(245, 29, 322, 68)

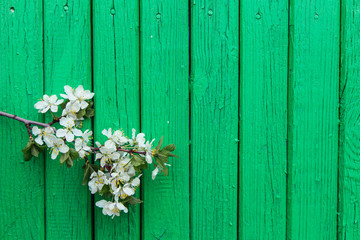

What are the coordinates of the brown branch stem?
(0, 111, 147, 155)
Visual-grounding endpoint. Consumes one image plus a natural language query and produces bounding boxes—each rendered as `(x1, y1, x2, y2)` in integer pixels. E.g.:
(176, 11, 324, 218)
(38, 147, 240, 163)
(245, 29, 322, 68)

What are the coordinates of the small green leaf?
(82, 164, 91, 185)
(77, 108, 86, 118)
(31, 145, 40, 157)
(59, 152, 70, 164)
(22, 139, 35, 161)
(162, 144, 176, 152)
(23, 150, 33, 161)
(128, 196, 143, 205)
(155, 136, 163, 151)
(85, 107, 95, 118)
(131, 155, 146, 167)
(22, 139, 34, 153)
(99, 184, 110, 196)
(69, 148, 79, 160)
(66, 157, 73, 168)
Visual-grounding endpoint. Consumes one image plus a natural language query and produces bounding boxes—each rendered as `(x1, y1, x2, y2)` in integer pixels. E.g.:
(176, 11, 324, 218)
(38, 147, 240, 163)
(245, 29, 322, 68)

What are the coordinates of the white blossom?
(56, 117, 82, 142)
(75, 130, 92, 158)
(102, 128, 128, 147)
(95, 142, 121, 167)
(34, 95, 63, 113)
(88, 170, 108, 194)
(60, 85, 94, 110)
(47, 135, 69, 159)
(95, 200, 128, 218)
(32, 126, 54, 146)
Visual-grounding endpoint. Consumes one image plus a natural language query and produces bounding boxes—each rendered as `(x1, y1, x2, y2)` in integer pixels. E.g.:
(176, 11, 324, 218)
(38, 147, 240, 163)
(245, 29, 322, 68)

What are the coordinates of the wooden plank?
(338, 1, 360, 239)
(239, 0, 288, 238)
(92, 0, 140, 239)
(287, 0, 339, 238)
(43, 0, 92, 239)
(190, 0, 239, 239)
(0, 1, 45, 239)
(140, 1, 190, 239)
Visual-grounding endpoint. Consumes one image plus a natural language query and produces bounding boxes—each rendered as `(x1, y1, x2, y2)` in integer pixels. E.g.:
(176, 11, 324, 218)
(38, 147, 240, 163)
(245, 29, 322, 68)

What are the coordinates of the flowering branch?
(0, 85, 178, 218)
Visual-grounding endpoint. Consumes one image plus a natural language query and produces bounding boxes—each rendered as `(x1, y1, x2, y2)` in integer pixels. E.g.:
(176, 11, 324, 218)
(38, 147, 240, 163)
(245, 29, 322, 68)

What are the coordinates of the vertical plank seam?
(286, 0, 293, 238)
(139, 0, 143, 239)
(337, 0, 343, 239)
(90, 0, 95, 239)
(41, 0, 47, 238)
(188, 0, 192, 239)
(238, 0, 242, 239)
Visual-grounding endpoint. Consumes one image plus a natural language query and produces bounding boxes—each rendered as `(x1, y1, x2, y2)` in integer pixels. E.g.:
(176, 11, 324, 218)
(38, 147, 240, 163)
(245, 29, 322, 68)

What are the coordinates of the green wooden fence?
(0, 0, 359, 239)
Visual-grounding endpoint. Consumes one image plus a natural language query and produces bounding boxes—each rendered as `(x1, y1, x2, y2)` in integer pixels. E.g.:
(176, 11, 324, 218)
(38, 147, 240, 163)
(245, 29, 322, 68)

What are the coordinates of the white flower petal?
(34, 101, 47, 110)
(51, 150, 58, 160)
(72, 128, 82, 136)
(32, 126, 41, 135)
(152, 167, 159, 180)
(80, 101, 88, 109)
(59, 144, 69, 153)
(49, 95, 57, 103)
(55, 99, 64, 105)
(56, 129, 67, 138)
(35, 136, 44, 145)
(65, 132, 74, 142)
(95, 200, 107, 208)
(50, 105, 58, 113)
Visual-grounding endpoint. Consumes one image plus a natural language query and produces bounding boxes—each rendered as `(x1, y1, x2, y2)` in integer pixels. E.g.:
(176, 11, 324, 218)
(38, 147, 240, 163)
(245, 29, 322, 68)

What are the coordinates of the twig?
(0, 111, 50, 128)
(0, 110, 147, 155)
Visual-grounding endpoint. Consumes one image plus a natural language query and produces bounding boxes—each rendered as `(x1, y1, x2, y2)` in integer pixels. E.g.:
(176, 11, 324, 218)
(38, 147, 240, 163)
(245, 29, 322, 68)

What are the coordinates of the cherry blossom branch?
(0, 111, 51, 128)
(0, 111, 147, 155)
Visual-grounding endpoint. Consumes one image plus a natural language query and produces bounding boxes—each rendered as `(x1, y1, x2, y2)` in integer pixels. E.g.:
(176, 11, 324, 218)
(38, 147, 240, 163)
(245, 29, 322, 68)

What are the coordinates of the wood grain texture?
(239, 0, 288, 238)
(0, 1, 45, 239)
(93, 0, 140, 239)
(287, 0, 339, 239)
(43, 0, 92, 239)
(190, 0, 239, 239)
(140, 0, 190, 239)
(338, 1, 360, 239)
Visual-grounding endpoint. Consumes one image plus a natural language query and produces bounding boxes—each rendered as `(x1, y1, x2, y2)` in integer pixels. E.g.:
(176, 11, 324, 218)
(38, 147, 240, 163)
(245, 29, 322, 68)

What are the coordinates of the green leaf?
(162, 144, 176, 152)
(35, 143, 46, 151)
(66, 157, 73, 168)
(128, 196, 143, 205)
(131, 155, 146, 167)
(77, 108, 86, 118)
(59, 152, 70, 164)
(69, 148, 79, 160)
(155, 136, 163, 151)
(22, 139, 35, 161)
(23, 150, 33, 161)
(168, 153, 179, 158)
(60, 99, 69, 109)
(82, 164, 91, 185)
(85, 107, 95, 118)
(30, 145, 40, 157)
(99, 184, 110, 196)
(22, 139, 34, 153)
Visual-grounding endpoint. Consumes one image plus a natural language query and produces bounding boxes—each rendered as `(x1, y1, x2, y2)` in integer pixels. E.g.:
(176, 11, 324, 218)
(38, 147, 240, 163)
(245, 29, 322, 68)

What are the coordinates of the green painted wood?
(140, 1, 190, 239)
(93, 0, 140, 239)
(190, 1, 239, 239)
(43, 0, 92, 239)
(287, 0, 339, 239)
(338, 1, 360, 239)
(239, 0, 288, 238)
(0, 1, 45, 239)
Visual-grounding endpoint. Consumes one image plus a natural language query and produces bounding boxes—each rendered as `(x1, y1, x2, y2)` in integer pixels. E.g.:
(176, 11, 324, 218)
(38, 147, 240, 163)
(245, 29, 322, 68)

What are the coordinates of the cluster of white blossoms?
(28, 85, 176, 218)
